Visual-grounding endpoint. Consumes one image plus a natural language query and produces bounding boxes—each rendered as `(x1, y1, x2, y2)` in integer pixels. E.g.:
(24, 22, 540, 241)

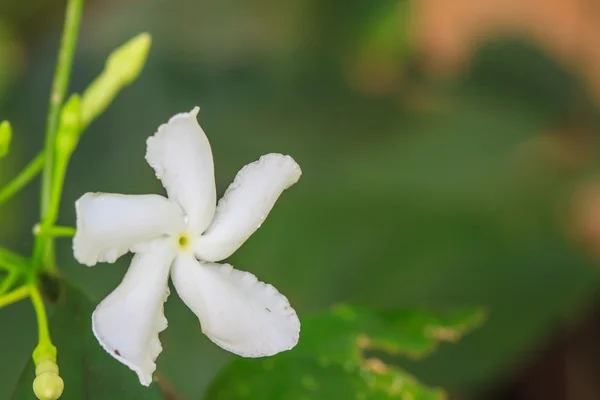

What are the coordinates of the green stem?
(45, 150, 69, 228)
(0, 285, 30, 308)
(35, 0, 83, 272)
(37, 137, 73, 272)
(30, 286, 57, 364)
(0, 153, 44, 207)
(0, 247, 27, 272)
(0, 261, 16, 273)
(0, 272, 18, 296)
(40, 0, 83, 218)
(34, 224, 76, 238)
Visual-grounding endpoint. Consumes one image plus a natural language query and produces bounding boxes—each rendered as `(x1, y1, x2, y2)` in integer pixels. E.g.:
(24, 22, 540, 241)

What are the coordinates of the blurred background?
(2, 0, 600, 399)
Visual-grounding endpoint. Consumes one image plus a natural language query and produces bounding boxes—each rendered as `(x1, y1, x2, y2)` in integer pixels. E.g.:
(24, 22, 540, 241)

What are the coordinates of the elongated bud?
(0, 120, 12, 159)
(81, 33, 151, 127)
(105, 32, 151, 85)
(33, 357, 64, 400)
(56, 94, 81, 156)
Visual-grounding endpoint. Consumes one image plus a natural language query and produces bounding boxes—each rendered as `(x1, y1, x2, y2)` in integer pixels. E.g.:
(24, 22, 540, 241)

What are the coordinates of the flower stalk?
(0, 153, 45, 207)
(40, 0, 83, 219)
(0, 0, 154, 395)
(31, 286, 63, 400)
(0, 285, 30, 308)
(0, 272, 18, 296)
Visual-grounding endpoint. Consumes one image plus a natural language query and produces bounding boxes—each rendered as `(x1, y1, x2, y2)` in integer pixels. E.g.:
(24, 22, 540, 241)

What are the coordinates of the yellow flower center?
(177, 233, 192, 251)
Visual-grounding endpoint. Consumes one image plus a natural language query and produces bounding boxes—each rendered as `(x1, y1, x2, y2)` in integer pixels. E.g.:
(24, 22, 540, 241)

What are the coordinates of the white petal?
(146, 107, 216, 234)
(195, 154, 301, 262)
(74, 193, 185, 266)
(172, 254, 300, 357)
(92, 238, 176, 386)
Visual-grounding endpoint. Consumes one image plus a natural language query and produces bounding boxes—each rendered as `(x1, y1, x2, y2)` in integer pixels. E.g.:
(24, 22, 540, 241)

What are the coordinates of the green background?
(1, 0, 600, 398)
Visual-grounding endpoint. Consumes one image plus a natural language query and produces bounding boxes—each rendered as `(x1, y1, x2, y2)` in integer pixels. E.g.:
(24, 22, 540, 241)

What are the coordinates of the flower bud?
(0, 120, 12, 159)
(33, 358, 63, 400)
(81, 33, 152, 127)
(105, 32, 151, 86)
(33, 372, 64, 400)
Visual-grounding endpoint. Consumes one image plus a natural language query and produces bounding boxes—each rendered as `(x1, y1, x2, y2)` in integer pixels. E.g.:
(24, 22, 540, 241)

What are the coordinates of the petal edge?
(172, 254, 300, 357)
(92, 238, 176, 386)
(74, 193, 185, 266)
(146, 107, 216, 234)
(195, 153, 301, 262)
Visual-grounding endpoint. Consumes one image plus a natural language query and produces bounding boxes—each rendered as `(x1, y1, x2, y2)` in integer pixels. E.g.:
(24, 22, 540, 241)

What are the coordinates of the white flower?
(73, 107, 301, 386)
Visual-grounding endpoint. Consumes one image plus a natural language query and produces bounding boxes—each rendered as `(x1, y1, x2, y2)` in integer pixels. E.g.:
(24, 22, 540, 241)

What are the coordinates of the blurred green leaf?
(10, 280, 164, 400)
(359, 0, 412, 59)
(204, 305, 484, 399)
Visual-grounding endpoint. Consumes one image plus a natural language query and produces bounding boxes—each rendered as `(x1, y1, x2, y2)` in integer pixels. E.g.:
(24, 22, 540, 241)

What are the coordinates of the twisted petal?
(172, 254, 300, 357)
(146, 107, 216, 234)
(92, 238, 177, 386)
(194, 154, 301, 262)
(74, 193, 185, 266)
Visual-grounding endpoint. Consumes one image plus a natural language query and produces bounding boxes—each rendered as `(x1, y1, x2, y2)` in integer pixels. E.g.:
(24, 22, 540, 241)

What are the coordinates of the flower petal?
(92, 238, 176, 386)
(146, 107, 216, 234)
(195, 154, 301, 262)
(74, 193, 185, 266)
(172, 254, 300, 357)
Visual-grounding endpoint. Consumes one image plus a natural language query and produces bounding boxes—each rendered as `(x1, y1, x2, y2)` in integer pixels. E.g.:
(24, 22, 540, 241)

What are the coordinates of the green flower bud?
(105, 32, 151, 86)
(81, 33, 152, 127)
(35, 359, 59, 376)
(0, 120, 12, 159)
(33, 371, 64, 400)
(33, 358, 63, 400)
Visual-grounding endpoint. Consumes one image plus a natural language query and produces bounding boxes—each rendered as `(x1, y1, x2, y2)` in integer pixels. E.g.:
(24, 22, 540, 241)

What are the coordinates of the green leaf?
(10, 281, 164, 400)
(204, 305, 485, 400)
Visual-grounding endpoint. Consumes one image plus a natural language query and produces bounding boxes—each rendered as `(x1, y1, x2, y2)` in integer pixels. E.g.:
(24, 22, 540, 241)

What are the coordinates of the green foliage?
(205, 305, 484, 399)
(2, 1, 597, 399)
(10, 281, 164, 400)
(0, 1, 153, 396)
(360, 1, 412, 59)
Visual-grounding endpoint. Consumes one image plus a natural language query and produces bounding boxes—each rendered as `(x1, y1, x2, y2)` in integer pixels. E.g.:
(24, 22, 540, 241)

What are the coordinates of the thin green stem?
(45, 151, 69, 228)
(50, 226, 76, 237)
(32, 240, 43, 271)
(0, 247, 27, 272)
(34, 224, 76, 238)
(29, 286, 54, 358)
(0, 285, 30, 308)
(0, 272, 18, 296)
(40, 0, 83, 218)
(36, 147, 72, 272)
(0, 153, 44, 207)
(32, 239, 55, 273)
(36, 0, 83, 272)
(0, 260, 16, 273)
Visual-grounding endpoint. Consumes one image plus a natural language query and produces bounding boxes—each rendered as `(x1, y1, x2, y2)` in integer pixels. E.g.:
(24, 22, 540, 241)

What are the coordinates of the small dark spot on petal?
(114, 349, 121, 356)
(265, 308, 272, 312)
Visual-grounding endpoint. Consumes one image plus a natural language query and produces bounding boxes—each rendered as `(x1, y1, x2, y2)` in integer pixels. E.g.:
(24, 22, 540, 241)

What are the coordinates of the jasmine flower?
(73, 107, 301, 386)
